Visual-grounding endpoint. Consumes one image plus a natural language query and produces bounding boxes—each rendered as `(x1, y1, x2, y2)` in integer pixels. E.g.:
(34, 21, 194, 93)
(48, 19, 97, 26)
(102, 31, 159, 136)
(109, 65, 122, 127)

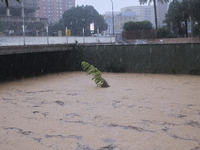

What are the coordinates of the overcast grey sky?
(76, 0, 143, 14)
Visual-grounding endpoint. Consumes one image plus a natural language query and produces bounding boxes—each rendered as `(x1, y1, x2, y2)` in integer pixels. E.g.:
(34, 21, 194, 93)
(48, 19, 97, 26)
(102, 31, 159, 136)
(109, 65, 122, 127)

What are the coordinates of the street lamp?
(22, 0, 25, 45)
(110, 0, 114, 37)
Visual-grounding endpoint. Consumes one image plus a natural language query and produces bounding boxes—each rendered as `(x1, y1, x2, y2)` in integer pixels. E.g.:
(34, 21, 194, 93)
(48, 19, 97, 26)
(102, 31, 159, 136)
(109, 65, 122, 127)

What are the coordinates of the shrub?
(123, 21, 153, 31)
(81, 61, 109, 88)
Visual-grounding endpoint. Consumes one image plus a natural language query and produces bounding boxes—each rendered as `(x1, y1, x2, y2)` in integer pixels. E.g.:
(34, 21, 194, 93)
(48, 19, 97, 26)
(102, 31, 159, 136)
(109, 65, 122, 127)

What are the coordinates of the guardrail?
(0, 36, 116, 46)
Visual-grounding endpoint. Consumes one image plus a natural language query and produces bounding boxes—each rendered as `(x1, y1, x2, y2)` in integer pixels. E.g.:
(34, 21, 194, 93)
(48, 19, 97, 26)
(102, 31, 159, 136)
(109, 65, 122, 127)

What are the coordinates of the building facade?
(0, 0, 48, 36)
(105, 12, 139, 35)
(0, 0, 39, 17)
(121, 5, 155, 27)
(104, 12, 120, 35)
(38, 0, 75, 23)
(157, 1, 168, 27)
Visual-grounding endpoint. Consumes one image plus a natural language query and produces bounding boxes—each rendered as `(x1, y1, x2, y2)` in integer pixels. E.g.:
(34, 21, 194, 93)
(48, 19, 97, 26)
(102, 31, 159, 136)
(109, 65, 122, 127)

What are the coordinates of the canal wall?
(0, 44, 79, 81)
(78, 43, 200, 75)
(0, 43, 199, 81)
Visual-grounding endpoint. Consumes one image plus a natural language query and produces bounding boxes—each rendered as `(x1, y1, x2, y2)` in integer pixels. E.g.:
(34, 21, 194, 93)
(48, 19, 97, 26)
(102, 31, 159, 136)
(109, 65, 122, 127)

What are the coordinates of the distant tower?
(38, 0, 75, 23)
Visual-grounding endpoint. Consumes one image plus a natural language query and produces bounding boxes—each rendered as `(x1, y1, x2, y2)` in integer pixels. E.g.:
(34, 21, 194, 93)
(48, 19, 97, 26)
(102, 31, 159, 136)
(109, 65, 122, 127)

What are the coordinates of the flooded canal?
(0, 72, 200, 150)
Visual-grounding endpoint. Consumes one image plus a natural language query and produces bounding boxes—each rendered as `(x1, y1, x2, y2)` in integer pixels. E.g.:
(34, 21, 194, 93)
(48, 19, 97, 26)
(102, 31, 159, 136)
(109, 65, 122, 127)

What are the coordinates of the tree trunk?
(153, 0, 158, 30)
(190, 17, 194, 37)
(101, 80, 110, 88)
(177, 21, 182, 37)
(184, 16, 188, 37)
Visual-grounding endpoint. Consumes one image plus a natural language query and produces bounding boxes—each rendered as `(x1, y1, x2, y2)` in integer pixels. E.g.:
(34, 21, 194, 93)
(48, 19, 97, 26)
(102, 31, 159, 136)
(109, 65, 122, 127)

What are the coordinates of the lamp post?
(46, 26, 49, 44)
(22, 0, 25, 45)
(66, 27, 68, 44)
(110, 0, 114, 37)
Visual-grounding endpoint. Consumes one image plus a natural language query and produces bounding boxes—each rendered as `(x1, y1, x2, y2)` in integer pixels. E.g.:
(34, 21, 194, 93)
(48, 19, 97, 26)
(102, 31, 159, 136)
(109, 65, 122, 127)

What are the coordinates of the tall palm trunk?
(153, 0, 158, 30)
(184, 18, 188, 37)
(184, 14, 189, 37)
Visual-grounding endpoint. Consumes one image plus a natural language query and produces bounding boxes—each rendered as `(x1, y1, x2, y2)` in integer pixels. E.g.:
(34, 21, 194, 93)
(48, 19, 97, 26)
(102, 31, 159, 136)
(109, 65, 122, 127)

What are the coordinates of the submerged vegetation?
(81, 61, 109, 88)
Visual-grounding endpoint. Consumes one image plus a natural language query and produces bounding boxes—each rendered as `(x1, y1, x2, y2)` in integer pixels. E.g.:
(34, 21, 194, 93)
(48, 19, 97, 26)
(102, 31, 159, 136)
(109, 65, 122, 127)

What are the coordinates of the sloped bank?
(77, 43, 200, 75)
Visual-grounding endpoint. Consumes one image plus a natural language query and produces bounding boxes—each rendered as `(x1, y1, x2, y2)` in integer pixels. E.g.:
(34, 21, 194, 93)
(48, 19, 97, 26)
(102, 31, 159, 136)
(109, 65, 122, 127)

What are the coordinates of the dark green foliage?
(157, 26, 175, 38)
(164, 0, 186, 37)
(0, 21, 4, 32)
(51, 5, 108, 36)
(123, 21, 155, 39)
(81, 61, 109, 87)
(189, 0, 200, 23)
(164, 0, 200, 37)
(123, 21, 153, 31)
(48, 22, 63, 35)
(194, 24, 200, 37)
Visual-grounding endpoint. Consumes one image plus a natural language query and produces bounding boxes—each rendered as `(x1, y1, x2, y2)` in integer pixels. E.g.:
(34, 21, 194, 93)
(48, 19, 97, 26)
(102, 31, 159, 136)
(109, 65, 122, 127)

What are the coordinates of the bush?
(194, 24, 200, 37)
(81, 61, 109, 88)
(157, 26, 175, 38)
(123, 21, 153, 31)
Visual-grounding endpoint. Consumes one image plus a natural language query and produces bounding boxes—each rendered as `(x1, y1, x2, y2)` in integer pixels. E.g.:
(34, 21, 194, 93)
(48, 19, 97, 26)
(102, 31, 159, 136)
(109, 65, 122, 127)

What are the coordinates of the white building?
(121, 5, 155, 27)
(157, 1, 168, 27)
(104, 11, 140, 35)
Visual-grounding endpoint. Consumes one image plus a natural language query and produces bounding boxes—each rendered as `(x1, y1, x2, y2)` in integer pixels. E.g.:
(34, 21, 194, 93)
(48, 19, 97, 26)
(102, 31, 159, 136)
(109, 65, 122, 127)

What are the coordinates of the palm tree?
(181, 0, 190, 37)
(164, 0, 184, 37)
(139, 0, 169, 30)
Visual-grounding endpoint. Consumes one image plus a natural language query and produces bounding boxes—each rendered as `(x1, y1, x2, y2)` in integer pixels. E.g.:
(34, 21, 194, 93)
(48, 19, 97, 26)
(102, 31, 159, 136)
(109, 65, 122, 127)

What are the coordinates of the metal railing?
(0, 36, 116, 46)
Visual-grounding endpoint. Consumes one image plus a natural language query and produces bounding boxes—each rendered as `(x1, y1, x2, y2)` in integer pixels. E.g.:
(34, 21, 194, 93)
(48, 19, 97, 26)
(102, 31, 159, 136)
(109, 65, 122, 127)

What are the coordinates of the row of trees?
(164, 0, 200, 37)
(49, 5, 108, 36)
(139, 0, 200, 38)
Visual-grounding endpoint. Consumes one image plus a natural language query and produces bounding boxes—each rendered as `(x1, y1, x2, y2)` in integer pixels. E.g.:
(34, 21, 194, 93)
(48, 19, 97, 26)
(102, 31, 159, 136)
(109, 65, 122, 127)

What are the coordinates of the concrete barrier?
(0, 44, 75, 55)
(0, 43, 199, 81)
(0, 36, 115, 46)
(77, 43, 200, 75)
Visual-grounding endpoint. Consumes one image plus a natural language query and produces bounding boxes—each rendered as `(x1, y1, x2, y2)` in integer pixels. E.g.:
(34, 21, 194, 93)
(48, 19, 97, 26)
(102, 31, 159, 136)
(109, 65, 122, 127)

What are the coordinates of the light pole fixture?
(66, 27, 68, 44)
(110, 0, 114, 37)
(46, 26, 49, 44)
(22, 0, 25, 45)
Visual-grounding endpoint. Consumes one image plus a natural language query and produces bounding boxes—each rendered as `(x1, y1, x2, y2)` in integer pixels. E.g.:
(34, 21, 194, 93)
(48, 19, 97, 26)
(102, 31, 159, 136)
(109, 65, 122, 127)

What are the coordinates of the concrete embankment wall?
(0, 43, 199, 81)
(78, 43, 200, 75)
(0, 44, 79, 81)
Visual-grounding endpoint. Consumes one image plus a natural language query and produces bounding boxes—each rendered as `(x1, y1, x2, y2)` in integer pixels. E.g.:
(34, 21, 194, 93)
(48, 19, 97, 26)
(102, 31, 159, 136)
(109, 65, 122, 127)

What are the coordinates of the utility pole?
(22, 0, 25, 45)
(110, 0, 114, 37)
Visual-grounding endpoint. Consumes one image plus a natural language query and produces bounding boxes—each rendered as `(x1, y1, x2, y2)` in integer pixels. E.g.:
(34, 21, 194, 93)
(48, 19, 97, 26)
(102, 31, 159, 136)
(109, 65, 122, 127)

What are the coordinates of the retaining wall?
(78, 43, 200, 75)
(0, 44, 79, 81)
(0, 43, 199, 81)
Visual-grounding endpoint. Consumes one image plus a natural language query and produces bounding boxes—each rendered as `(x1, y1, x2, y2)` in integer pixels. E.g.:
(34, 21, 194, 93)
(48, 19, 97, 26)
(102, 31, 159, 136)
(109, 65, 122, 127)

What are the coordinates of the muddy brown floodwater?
(0, 72, 200, 150)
